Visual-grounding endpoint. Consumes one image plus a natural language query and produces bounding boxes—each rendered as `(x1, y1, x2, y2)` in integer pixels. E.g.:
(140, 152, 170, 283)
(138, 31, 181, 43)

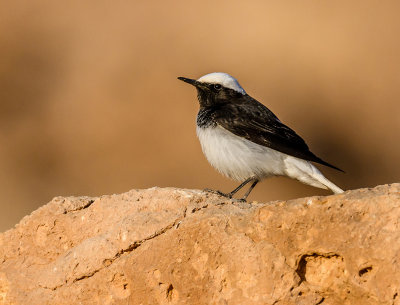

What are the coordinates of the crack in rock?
(62, 199, 95, 214)
(70, 209, 190, 285)
(69, 202, 224, 286)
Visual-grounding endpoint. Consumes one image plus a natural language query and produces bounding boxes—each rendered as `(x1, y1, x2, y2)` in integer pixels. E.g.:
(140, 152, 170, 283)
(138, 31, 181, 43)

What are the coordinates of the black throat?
(195, 85, 244, 128)
(196, 107, 217, 128)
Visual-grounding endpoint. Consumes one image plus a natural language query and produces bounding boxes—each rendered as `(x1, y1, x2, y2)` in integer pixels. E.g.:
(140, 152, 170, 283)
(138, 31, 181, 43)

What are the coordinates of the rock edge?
(0, 184, 400, 305)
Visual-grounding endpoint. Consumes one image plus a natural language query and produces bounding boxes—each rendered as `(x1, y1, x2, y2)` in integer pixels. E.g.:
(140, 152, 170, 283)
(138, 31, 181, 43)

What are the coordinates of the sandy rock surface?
(0, 184, 399, 305)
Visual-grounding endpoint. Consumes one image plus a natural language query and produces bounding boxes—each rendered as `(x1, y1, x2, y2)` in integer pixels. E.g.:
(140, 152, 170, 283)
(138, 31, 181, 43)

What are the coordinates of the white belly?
(196, 125, 286, 181)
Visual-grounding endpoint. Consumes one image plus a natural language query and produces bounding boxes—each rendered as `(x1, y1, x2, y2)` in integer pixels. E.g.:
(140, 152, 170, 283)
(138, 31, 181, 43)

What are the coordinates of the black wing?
(212, 95, 343, 172)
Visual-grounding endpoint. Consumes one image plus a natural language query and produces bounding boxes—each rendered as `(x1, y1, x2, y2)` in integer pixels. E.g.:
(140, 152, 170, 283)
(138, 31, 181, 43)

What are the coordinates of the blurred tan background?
(1, 1, 399, 231)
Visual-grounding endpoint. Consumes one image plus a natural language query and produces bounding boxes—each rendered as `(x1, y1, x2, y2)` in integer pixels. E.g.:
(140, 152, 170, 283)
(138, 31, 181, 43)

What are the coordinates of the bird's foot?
(203, 189, 249, 202)
(203, 188, 233, 199)
(234, 197, 247, 203)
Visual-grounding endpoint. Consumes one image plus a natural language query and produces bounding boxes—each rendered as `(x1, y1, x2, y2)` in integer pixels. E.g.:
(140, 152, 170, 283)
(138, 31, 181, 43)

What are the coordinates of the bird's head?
(178, 72, 246, 107)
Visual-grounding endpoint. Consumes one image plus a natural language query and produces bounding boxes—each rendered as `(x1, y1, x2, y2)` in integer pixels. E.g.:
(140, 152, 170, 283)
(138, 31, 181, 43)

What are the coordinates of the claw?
(203, 188, 232, 199)
(236, 198, 247, 203)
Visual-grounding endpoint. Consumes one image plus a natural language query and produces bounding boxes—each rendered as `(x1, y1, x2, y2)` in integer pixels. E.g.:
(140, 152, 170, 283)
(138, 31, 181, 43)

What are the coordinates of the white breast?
(196, 125, 287, 181)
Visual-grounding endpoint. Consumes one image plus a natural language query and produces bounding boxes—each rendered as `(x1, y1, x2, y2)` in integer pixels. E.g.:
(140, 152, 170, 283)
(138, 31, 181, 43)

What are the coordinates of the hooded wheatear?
(178, 72, 344, 201)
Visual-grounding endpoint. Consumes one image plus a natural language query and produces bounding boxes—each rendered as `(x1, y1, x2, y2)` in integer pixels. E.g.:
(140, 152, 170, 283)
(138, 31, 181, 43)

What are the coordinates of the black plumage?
(195, 83, 343, 172)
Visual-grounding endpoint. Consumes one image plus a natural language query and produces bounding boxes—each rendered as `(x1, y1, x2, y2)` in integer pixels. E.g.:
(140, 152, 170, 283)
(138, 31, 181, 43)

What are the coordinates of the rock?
(0, 184, 399, 305)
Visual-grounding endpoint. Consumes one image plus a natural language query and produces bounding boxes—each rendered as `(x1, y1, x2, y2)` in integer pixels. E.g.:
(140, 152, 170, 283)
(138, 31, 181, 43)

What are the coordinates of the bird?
(178, 72, 344, 201)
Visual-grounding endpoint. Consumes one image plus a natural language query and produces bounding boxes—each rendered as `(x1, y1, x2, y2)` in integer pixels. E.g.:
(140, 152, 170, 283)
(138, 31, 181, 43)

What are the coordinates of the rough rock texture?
(1, 184, 400, 305)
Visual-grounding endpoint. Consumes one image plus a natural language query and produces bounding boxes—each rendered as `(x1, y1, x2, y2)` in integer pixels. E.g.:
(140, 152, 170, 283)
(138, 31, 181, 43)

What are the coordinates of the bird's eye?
(213, 84, 222, 90)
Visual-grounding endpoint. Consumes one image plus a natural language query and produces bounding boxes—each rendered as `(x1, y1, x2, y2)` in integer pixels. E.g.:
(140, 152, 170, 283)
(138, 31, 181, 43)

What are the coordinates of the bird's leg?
(204, 177, 254, 199)
(237, 179, 259, 202)
(227, 177, 255, 197)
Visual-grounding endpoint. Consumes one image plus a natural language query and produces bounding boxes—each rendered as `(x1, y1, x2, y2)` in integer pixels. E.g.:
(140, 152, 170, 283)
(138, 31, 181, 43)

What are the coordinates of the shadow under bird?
(178, 72, 344, 201)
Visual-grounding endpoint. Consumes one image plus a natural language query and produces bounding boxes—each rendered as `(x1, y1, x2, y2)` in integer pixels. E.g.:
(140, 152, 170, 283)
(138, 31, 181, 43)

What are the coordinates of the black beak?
(178, 77, 198, 86)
